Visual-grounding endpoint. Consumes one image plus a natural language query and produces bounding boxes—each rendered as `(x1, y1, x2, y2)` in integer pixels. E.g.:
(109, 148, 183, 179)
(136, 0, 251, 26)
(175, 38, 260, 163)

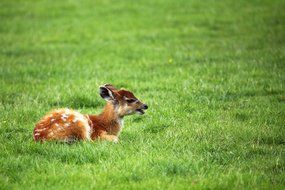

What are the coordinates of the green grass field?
(0, 0, 284, 189)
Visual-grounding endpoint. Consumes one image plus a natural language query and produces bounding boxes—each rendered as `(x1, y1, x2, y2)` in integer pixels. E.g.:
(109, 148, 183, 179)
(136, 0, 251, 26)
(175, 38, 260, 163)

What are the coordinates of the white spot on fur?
(43, 108, 91, 140)
(55, 128, 63, 132)
(35, 128, 47, 132)
(63, 109, 71, 115)
(72, 112, 91, 140)
(64, 123, 70, 127)
(48, 132, 54, 137)
(34, 133, 40, 136)
(61, 114, 69, 121)
(62, 114, 68, 118)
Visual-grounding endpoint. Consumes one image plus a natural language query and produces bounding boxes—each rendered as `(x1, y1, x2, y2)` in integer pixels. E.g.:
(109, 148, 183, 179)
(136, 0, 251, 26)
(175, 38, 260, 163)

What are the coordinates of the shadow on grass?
(149, 160, 192, 177)
(50, 96, 103, 109)
(23, 141, 112, 165)
(277, 96, 285, 102)
(143, 124, 170, 133)
(221, 89, 284, 102)
(254, 136, 285, 146)
(132, 117, 144, 123)
(0, 92, 22, 105)
(234, 113, 250, 122)
(1, 127, 30, 139)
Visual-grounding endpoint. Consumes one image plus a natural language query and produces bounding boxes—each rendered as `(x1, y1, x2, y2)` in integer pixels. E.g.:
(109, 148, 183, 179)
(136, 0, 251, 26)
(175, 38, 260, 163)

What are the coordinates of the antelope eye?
(126, 99, 136, 103)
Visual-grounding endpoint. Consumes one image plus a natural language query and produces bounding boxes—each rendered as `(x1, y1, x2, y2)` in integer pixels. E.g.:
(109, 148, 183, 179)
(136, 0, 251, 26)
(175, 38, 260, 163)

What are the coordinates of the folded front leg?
(98, 131, 118, 143)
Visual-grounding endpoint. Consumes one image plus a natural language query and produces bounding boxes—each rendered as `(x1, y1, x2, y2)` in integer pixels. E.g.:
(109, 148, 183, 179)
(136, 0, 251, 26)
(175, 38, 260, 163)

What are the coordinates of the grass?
(0, 0, 284, 189)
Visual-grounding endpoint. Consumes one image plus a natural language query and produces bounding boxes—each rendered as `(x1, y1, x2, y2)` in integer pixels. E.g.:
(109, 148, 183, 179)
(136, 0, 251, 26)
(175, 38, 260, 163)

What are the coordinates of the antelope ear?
(104, 84, 117, 91)
(99, 86, 115, 101)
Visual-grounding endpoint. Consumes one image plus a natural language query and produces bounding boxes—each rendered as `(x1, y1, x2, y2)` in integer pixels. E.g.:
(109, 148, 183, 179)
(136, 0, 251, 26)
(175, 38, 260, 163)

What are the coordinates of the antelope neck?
(100, 102, 124, 127)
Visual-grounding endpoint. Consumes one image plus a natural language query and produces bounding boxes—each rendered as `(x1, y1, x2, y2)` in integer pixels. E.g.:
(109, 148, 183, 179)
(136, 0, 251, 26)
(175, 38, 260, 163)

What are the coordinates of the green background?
(0, 0, 284, 189)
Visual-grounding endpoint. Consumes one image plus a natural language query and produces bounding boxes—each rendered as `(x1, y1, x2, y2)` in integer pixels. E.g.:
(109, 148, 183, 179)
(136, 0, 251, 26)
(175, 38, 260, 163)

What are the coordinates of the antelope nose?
(143, 104, 148, 109)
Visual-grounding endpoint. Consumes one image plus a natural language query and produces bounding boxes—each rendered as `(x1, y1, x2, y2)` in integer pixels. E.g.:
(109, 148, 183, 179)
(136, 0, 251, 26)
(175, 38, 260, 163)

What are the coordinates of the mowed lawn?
(0, 0, 284, 189)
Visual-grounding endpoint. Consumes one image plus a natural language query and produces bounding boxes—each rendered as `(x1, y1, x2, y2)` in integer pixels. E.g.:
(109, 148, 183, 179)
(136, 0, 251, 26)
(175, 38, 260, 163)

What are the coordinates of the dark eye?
(126, 99, 136, 103)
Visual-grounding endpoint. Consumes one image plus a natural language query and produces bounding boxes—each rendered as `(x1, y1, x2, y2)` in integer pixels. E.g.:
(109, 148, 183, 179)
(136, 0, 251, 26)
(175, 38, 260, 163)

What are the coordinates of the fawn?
(33, 84, 148, 143)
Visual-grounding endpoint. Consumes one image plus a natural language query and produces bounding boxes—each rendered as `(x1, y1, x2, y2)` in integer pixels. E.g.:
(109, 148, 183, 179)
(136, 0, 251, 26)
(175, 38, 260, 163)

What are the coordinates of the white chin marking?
(136, 110, 144, 115)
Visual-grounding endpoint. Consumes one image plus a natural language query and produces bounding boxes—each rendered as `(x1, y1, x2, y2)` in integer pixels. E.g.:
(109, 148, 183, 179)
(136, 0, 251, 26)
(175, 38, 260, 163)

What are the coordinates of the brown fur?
(33, 84, 148, 143)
